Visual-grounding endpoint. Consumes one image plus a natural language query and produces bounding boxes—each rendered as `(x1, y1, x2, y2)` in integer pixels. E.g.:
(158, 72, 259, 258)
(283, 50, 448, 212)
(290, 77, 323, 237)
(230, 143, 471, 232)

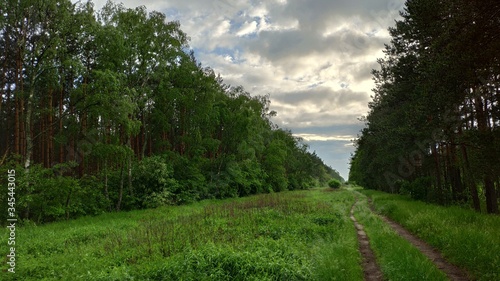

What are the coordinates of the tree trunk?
(4, 88, 12, 154)
(432, 143, 444, 204)
(14, 58, 21, 155)
(65, 189, 72, 220)
(460, 143, 481, 211)
(484, 175, 498, 214)
(104, 158, 111, 211)
(48, 90, 53, 167)
(24, 87, 34, 171)
(59, 89, 64, 163)
(447, 139, 465, 202)
(475, 96, 498, 213)
(116, 164, 124, 211)
(127, 138, 133, 197)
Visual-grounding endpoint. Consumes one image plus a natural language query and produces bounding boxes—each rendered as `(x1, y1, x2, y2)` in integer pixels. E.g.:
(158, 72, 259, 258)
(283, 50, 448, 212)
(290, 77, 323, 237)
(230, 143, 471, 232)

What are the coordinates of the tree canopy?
(0, 0, 342, 223)
(349, 0, 500, 214)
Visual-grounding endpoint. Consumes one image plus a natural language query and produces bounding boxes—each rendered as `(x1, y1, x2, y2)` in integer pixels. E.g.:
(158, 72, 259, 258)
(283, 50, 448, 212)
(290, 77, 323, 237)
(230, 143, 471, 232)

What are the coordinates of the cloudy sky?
(85, 0, 406, 179)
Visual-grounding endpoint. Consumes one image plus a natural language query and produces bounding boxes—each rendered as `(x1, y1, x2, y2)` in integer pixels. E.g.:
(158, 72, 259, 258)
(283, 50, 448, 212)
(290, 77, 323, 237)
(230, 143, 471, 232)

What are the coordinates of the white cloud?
(236, 21, 258, 36)
(214, 20, 231, 37)
(294, 134, 354, 142)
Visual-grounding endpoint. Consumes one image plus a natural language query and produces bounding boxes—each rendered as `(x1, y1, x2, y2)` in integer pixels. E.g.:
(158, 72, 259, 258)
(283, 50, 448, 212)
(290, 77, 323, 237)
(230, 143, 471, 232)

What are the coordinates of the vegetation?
(351, 190, 447, 281)
(361, 189, 500, 281)
(0, 0, 342, 224)
(2, 0, 497, 278)
(349, 0, 500, 213)
(1, 184, 497, 280)
(328, 179, 342, 189)
(1, 189, 363, 280)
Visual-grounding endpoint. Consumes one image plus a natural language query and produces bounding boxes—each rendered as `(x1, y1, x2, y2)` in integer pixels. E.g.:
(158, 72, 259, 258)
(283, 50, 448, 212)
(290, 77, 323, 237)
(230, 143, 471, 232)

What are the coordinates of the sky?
(83, 0, 406, 180)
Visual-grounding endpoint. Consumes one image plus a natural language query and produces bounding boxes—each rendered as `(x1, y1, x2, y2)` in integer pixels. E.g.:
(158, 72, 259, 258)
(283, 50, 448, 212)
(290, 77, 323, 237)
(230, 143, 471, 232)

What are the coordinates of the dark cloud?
(273, 87, 370, 110)
(277, 0, 404, 30)
(245, 27, 388, 67)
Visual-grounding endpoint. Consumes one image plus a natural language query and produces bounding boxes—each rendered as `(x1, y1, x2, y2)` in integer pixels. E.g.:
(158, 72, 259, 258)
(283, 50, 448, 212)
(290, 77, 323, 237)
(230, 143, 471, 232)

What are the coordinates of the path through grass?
(349, 189, 448, 281)
(361, 189, 500, 281)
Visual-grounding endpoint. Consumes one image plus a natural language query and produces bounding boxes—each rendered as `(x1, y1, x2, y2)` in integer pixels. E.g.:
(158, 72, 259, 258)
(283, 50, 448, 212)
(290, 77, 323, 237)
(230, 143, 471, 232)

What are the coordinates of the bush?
(0, 162, 108, 224)
(328, 179, 342, 189)
(399, 177, 431, 201)
(132, 155, 179, 208)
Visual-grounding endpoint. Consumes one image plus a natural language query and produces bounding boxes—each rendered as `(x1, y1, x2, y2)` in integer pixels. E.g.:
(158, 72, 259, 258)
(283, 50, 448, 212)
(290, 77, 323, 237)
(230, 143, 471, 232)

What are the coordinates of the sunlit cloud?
(294, 134, 354, 142)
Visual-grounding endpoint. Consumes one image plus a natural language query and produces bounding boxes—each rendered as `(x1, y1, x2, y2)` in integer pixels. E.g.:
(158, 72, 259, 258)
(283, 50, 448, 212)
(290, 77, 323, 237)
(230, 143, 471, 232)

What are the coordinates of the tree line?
(349, 0, 499, 213)
(0, 0, 342, 223)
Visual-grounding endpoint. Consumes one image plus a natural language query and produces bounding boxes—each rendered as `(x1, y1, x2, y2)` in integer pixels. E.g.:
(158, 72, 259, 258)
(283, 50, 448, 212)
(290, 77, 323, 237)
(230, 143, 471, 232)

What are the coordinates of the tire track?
(350, 198, 384, 281)
(367, 198, 471, 281)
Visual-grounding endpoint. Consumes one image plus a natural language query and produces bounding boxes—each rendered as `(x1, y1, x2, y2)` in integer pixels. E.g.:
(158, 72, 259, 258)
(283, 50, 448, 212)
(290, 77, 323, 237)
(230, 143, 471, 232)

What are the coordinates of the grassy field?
(351, 190, 447, 281)
(361, 189, 500, 281)
(4, 187, 498, 280)
(2, 189, 364, 281)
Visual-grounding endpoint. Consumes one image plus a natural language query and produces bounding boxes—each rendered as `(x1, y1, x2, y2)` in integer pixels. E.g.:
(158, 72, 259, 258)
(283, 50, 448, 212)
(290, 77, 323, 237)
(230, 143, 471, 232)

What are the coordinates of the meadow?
(2, 189, 363, 280)
(3, 187, 499, 280)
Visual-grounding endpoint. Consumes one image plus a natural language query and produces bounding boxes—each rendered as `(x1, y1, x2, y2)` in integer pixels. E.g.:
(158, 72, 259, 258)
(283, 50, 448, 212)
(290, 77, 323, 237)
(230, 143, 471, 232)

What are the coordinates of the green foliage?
(328, 179, 342, 189)
(132, 155, 178, 208)
(352, 192, 448, 281)
(350, 0, 500, 212)
(0, 0, 340, 224)
(143, 242, 312, 281)
(362, 189, 500, 281)
(263, 139, 288, 192)
(0, 162, 108, 225)
(399, 177, 432, 201)
(2, 190, 363, 280)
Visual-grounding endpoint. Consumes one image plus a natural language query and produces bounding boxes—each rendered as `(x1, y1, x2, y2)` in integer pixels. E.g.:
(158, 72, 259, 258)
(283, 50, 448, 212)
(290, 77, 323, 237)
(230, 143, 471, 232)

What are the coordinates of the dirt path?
(350, 198, 384, 281)
(367, 198, 471, 281)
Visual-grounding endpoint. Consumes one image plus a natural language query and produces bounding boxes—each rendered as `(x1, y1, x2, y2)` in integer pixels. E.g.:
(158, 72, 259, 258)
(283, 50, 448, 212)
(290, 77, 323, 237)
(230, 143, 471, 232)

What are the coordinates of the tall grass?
(361, 189, 500, 281)
(351, 191, 448, 281)
(2, 189, 363, 280)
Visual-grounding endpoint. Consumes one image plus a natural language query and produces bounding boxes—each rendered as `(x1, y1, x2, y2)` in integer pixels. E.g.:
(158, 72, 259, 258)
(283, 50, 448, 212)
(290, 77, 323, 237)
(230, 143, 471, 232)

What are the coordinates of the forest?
(0, 0, 342, 224)
(349, 0, 500, 214)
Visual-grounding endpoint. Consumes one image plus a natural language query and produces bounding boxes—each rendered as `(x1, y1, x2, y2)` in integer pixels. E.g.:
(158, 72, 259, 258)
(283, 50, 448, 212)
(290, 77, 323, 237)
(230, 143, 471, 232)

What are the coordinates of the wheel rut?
(367, 198, 471, 281)
(350, 198, 384, 281)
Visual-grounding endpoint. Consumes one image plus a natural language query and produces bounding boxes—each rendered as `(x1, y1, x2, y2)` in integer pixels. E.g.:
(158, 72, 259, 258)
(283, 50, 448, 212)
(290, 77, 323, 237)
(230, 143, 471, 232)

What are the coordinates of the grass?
(361, 189, 500, 281)
(6, 187, 495, 280)
(1, 189, 363, 280)
(350, 190, 448, 281)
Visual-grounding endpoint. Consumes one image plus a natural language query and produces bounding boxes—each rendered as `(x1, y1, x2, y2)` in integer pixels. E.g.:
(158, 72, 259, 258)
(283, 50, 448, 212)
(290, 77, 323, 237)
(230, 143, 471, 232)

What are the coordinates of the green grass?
(361, 189, 500, 281)
(7, 187, 494, 280)
(1, 189, 363, 280)
(351, 190, 448, 281)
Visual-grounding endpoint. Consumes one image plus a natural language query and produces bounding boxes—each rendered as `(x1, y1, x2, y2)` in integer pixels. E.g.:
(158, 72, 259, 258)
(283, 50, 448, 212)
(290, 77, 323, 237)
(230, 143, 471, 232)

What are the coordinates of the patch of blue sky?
(213, 46, 246, 63)
(164, 7, 181, 19)
(308, 82, 325, 89)
(228, 16, 263, 35)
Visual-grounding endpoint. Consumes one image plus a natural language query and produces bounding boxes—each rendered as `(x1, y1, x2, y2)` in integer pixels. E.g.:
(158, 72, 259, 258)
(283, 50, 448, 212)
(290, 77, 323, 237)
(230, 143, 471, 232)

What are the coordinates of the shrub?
(132, 155, 179, 208)
(328, 179, 341, 189)
(399, 177, 431, 201)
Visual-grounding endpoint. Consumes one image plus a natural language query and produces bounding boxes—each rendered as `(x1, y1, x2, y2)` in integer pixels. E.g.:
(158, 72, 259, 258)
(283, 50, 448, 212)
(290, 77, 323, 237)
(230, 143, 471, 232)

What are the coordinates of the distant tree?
(328, 179, 341, 189)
